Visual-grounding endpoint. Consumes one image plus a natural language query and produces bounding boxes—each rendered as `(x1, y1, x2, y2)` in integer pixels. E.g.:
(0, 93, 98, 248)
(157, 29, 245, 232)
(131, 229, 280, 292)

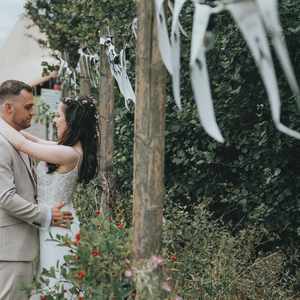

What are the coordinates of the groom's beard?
(11, 113, 32, 131)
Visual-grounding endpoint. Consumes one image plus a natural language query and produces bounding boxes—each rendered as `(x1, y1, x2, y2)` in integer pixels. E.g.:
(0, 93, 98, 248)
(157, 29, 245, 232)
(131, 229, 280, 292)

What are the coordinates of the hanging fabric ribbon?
(57, 56, 77, 94)
(155, 0, 173, 74)
(118, 48, 136, 110)
(168, 0, 188, 38)
(78, 48, 90, 83)
(155, 0, 187, 109)
(104, 40, 136, 110)
(57, 57, 67, 78)
(78, 48, 100, 89)
(256, 0, 300, 110)
(227, 0, 300, 139)
(170, 0, 188, 110)
(190, 3, 224, 143)
(132, 17, 138, 40)
(154, 0, 300, 141)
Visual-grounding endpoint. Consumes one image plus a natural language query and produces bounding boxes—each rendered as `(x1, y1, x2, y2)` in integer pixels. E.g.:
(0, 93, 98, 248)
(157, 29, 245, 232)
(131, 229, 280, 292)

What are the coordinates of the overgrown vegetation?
(162, 204, 296, 299)
(32, 201, 297, 299)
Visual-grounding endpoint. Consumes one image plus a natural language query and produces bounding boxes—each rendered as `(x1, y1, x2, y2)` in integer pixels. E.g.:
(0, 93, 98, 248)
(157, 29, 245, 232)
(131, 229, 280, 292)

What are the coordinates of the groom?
(0, 80, 72, 299)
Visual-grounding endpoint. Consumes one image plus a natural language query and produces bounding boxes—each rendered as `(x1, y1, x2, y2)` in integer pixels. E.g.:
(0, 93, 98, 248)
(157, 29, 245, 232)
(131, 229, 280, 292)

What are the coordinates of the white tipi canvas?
(0, 14, 56, 84)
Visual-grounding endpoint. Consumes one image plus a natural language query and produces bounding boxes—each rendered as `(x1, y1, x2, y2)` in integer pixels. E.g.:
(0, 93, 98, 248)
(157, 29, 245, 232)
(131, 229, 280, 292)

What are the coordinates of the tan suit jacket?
(0, 133, 49, 261)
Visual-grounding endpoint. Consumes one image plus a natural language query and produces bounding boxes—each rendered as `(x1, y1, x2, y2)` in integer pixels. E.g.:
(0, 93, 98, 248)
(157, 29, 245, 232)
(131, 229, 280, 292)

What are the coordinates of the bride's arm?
(21, 131, 57, 145)
(0, 118, 79, 165)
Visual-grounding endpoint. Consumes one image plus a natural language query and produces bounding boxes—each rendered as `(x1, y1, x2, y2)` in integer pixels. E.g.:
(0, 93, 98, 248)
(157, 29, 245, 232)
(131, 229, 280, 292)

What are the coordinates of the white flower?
(125, 270, 133, 278)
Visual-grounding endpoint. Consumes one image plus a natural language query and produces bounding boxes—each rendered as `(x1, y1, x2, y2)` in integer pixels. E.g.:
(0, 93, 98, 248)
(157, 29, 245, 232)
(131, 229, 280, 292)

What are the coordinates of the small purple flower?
(150, 255, 164, 268)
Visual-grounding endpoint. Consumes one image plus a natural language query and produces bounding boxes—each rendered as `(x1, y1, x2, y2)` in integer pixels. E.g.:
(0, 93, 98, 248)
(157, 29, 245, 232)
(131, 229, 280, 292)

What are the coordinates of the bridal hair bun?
(63, 95, 97, 107)
(62, 95, 99, 120)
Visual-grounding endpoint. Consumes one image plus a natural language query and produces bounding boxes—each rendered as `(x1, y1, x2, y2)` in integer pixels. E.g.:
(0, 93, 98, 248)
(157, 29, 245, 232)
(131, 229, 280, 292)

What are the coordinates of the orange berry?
(117, 223, 124, 229)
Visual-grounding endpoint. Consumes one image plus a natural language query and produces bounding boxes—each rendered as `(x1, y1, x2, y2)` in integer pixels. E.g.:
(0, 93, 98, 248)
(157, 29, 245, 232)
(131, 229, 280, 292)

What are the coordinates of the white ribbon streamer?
(155, 0, 173, 74)
(154, 0, 300, 141)
(57, 57, 67, 78)
(119, 48, 136, 109)
(170, 0, 188, 110)
(57, 56, 78, 94)
(190, 3, 224, 143)
(78, 48, 100, 89)
(132, 17, 138, 40)
(256, 0, 300, 110)
(106, 43, 136, 110)
(168, 0, 188, 37)
(228, 0, 300, 139)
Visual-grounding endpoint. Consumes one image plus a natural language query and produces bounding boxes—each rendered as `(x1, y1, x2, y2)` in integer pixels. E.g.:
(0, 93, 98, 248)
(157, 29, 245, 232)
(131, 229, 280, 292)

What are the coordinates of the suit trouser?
(0, 261, 34, 300)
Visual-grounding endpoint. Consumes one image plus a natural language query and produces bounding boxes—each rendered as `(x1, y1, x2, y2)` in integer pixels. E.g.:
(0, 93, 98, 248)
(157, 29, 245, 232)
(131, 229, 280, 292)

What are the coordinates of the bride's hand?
(51, 202, 73, 228)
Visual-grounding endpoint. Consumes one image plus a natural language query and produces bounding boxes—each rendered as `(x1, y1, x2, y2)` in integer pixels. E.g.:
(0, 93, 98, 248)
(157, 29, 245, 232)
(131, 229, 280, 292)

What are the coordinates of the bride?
(0, 95, 99, 298)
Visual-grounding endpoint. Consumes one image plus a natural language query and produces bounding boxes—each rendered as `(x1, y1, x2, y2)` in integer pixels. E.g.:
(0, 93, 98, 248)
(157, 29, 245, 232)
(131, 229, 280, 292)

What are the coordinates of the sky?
(0, 0, 25, 47)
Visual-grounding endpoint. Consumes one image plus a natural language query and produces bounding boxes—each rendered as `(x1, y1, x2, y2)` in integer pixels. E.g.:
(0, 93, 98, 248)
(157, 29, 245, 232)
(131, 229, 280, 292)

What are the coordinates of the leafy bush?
(162, 204, 297, 299)
(32, 212, 134, 299)
(73, 180, 102, 224)
(31, 198, 297, 299)
(160, 2, 300, 278)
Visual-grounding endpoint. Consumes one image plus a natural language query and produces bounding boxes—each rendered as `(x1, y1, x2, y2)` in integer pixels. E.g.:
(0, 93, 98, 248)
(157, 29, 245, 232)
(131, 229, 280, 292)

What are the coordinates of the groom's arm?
(0, 145, 49, 227)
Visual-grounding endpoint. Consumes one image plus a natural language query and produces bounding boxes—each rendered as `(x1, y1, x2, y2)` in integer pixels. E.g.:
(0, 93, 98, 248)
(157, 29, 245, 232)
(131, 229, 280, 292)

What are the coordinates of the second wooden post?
(133, 0, 167, 298)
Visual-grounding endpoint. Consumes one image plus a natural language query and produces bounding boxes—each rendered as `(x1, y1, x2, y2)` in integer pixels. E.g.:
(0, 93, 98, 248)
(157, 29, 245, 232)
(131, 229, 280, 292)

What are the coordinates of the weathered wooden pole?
(133, 0, 167, 298)
(79, 45, 91, 96)
(61, 51, 71, 98)
(98, 41, 115, 214)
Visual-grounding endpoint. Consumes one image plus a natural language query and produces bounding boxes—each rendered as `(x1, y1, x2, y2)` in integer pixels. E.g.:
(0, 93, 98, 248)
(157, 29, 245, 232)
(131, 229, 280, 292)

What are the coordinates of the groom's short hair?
(0, 80, 33, 104)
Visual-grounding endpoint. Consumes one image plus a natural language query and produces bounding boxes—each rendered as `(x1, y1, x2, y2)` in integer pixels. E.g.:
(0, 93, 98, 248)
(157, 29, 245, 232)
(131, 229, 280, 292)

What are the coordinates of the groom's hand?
(51, 202, 73, 228)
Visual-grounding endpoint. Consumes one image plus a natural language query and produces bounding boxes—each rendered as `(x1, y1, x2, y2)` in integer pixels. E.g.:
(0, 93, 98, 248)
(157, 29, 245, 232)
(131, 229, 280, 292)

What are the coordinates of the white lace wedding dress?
(33, 161, 80, 299)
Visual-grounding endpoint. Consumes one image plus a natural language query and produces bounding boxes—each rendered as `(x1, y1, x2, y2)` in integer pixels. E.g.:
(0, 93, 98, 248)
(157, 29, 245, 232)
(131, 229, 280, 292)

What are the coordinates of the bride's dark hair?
(47, 95, 100, 184)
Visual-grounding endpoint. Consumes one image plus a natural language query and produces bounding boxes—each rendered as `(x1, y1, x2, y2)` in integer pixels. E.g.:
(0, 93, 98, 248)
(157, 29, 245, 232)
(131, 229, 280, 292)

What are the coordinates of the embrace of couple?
(0, 80, 99, 299)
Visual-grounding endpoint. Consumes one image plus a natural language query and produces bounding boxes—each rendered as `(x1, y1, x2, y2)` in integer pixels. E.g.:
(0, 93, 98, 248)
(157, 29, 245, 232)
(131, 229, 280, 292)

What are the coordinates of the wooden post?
(79, 45, 91, 96)
(61, 51, 71, 98)
(98, 40, 115, 214)
(133, 1, 167, 298)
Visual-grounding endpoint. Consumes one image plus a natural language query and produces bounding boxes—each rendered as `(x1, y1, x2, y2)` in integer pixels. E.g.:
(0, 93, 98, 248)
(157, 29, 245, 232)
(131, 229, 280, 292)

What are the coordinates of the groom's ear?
(2, 101, 14, 115)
